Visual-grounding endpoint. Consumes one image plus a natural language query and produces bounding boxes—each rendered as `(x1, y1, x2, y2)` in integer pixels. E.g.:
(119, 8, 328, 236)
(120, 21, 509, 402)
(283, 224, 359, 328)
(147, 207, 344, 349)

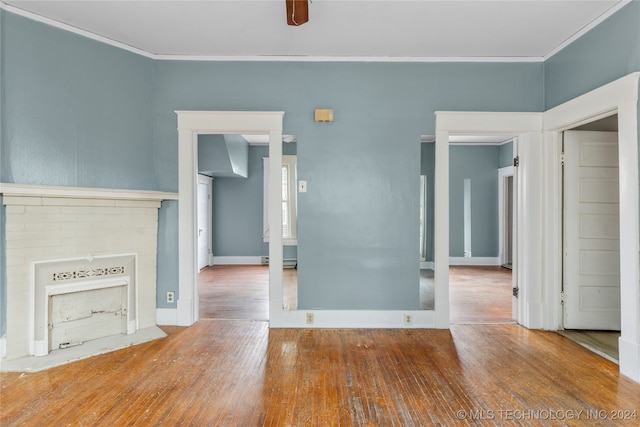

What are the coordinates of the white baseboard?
(449, 257, 501, 266)
(270, 309, 439, 329)
(619, 337, 640, 382)
(213, 256, 262, 265)
(420, 261, 434, 269)
(156, 308, 178, 326)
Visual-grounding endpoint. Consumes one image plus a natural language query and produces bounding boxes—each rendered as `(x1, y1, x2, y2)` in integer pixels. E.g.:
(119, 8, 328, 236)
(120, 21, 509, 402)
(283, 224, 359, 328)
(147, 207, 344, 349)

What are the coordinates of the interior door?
(197, 175, 212, 270)
(563, 130, 620, 330)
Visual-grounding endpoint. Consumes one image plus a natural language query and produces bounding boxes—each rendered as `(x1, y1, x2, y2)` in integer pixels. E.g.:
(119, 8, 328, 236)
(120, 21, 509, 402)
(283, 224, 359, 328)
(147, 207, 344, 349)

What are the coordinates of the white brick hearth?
(0, 184, 177, 370)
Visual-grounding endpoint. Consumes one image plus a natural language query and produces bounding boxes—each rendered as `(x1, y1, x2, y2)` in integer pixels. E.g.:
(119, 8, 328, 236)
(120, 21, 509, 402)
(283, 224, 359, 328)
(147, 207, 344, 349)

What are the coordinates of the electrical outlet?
(404, 314, 412, 325)
(167, 291, 175, 304)
(306, 312, 314, 324)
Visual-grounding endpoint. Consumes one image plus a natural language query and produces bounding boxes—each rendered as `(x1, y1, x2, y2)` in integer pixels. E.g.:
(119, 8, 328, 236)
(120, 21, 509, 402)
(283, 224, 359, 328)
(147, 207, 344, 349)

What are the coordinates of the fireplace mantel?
(0, 183, 178, 201)
(1, 183, 176, 367)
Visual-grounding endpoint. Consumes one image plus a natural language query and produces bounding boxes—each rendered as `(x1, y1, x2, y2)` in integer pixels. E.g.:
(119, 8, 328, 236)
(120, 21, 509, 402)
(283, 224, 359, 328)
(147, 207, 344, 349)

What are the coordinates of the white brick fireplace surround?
(0, 184, 178, 371)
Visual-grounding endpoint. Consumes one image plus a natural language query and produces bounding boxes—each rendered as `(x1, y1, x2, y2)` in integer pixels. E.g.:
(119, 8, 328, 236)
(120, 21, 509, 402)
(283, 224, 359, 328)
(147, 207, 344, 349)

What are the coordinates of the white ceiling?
(3, 0, 628, 61)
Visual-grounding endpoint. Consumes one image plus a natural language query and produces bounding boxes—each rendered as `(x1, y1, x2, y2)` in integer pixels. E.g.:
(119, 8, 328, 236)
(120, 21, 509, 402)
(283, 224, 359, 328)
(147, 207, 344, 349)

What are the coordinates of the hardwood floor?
(199, 265, 513, 324)
(2, 321, 639, 425)
(198, 265, 269, 320)
(449, 266, 514, 325)
(558, 330, 621, 363)
(198, 265, 298, 318)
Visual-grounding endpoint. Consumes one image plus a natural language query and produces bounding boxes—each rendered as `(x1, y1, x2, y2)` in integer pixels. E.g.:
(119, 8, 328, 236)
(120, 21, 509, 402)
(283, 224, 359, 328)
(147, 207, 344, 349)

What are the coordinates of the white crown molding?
(151, 54, 545, 63)
(2, 1, 630, 64)
(0, 2, 155, 59)
(0, 2, 543, 64)
(543, 0, 631, 61)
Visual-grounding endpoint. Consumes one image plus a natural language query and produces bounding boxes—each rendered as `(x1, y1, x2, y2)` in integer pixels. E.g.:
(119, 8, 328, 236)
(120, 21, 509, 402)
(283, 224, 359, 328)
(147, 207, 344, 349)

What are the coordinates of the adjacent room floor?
(199, 265, 620, 361)
(198, 264, 515, 325)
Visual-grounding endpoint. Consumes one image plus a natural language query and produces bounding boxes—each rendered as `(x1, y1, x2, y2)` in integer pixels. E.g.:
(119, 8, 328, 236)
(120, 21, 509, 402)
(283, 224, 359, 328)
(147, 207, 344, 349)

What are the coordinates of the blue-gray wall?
(1, 12, 155, 188)
(151, 61, 542, 311)
(498, 141, 514, 169)
(225, 135, 249, 178)
(4, 1, 640, 318)
(198, 134, 250, 178)
(199, 134, 232, 176)
(212, 145, 268, 257)
(544, 1, 640, 109)
(0, 195, 5, 337)
(1, 11, 5, 337)
(211, 143, 298, 259)
(449, 146, 499, 258)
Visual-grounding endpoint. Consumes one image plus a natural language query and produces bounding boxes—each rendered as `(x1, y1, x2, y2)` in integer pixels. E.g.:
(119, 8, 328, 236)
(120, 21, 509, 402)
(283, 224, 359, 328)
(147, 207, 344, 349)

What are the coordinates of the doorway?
(175, 111, 285, 327)
(196, 136, 278, 321)
(448, 137, 517, 324)
(561, 124, 621, 361)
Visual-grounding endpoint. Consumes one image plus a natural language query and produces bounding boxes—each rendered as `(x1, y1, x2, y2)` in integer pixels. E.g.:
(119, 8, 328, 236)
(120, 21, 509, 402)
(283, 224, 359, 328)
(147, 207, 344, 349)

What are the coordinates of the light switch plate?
(299, 180, 307, 193)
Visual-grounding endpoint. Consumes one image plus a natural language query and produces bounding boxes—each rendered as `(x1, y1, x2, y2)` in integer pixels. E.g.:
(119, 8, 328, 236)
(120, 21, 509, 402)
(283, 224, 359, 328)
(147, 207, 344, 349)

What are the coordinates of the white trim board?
(0, 183, 178, 201)
(271, 310, 436, 329)
(542, 72, 640, 383)
(449, 257, 501, 266)
(498, 165, 515, 268)
(176, 111, 284, 328)
(212, 256, 262, 265)
(435, 111, 542, 331)
(0, 337, 6, 359)
(156, 308, 178, 326)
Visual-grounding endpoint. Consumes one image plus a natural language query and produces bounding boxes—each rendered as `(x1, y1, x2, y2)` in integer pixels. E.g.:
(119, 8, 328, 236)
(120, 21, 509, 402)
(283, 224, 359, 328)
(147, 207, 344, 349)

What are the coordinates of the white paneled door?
(197, 175, 213, 271)
(563, 131, 620, 330)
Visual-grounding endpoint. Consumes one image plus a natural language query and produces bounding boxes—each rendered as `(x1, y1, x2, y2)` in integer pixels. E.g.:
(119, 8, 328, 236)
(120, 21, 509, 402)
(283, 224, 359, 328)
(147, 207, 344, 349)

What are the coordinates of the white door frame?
(434, 112, 543, 329)
(197, 174, 213, 269)
(543, 72, 640, 382)
(498, 165, 515, 267)
(498, 164, 517, 321)
(176, 111, 284, 326)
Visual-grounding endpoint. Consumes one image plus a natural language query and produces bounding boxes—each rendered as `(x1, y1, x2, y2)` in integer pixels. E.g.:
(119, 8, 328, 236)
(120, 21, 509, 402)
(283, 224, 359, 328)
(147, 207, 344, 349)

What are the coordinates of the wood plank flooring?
(2, 321, 639, 425)
(199, 265, 513, 324)
(449, 266, 514, 325)
(558, 330, 621, 363)
(198, 265, 298, 318)
(198, 265, 269, 320)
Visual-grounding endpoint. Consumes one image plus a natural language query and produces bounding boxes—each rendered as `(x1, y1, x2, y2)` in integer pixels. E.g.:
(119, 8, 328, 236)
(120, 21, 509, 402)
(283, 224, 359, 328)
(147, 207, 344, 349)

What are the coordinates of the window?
(263, 155, 297, 244)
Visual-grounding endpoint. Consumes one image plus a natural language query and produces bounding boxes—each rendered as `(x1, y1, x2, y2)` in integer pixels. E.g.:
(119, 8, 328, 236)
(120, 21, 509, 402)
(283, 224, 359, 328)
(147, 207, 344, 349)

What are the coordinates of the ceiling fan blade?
(286, 0, 309, 26)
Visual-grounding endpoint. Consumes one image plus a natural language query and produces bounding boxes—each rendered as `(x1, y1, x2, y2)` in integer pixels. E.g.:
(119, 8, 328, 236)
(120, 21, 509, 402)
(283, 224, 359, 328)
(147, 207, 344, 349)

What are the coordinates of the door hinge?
(512, 287, 519, 298)
(560, 291, 565, 305)
(560, 152, 565, 165)
(513, 156, 520, 167)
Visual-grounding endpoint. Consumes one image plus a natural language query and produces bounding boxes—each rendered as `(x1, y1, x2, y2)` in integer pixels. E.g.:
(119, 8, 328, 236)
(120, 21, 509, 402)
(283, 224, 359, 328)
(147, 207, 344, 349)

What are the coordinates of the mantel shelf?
(0, 183, 178, 201)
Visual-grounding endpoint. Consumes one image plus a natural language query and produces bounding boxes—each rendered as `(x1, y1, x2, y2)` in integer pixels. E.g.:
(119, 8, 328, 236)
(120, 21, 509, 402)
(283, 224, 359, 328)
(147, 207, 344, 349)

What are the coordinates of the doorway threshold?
(557, 330, 620, 364)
